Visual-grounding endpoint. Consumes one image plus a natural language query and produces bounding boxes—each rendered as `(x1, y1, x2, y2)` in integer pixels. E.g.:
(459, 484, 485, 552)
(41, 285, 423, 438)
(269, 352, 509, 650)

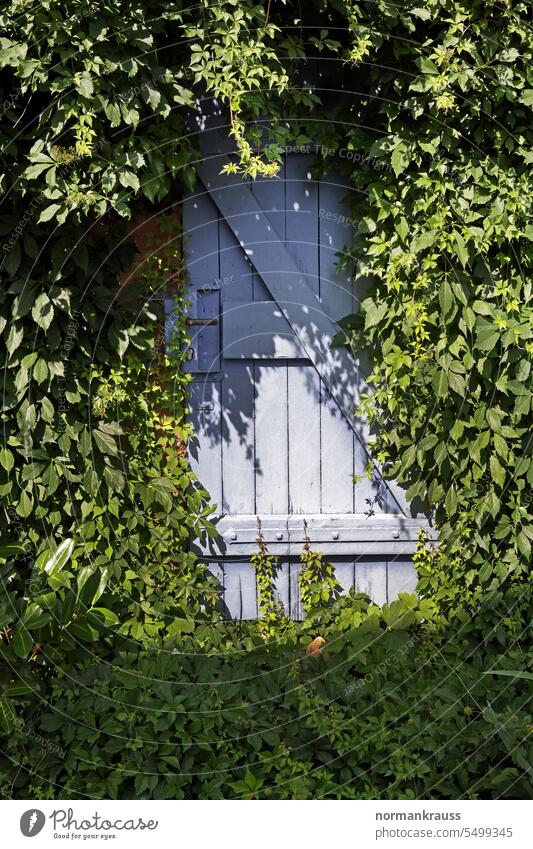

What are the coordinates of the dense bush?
(330, 0, 533, 622)
(1, 582, 531, 799)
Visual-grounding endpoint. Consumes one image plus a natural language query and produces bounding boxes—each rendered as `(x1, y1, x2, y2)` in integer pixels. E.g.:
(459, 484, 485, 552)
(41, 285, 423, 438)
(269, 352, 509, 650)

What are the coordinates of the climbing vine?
(0, 0, 531, 801)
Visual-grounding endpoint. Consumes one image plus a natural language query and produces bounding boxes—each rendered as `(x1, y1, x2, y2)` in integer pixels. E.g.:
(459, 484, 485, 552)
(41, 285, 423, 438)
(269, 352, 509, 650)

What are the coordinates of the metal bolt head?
(229, 531, 237, 541)
(275, 532, 283, 541)
(331, 531, 339, 540)
(392, 531, 399, 539)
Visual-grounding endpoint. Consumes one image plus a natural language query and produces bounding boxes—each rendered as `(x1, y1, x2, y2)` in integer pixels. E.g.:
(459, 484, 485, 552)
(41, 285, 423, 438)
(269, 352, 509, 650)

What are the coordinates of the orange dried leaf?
(306, 636, 326, 656)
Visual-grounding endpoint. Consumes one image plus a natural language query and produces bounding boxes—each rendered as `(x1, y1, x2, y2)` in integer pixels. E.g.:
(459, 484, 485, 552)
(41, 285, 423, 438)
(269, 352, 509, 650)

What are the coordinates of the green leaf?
(16, 490, 33, 518)
(42, 538, 74, 577)
(419, 57, 439, 74)
(391, 141, 410, 177)
(395, 216, 409, 241)
(22, 604, 52, 630)
(31, 292, 54, 331)
(6, 323, 23, 356)
(489, 455, 506, 488)
(38, 204, 61, 223)
(33, 358, 49, 384)
(93, 428, 119, 456)
(67, 620, 99, 641)
(12, 628, 33, 658)
(445, 486, 457, 515)
(453, 232, 469, 268)
(476, 317, 500, 353)
(438, 279, 454, 318)
(88, 607, 119, 627)
(0, 448, 14, 472)
(75, 74, 94, 98)
(4, 681, 35, 697)
(119, 171, 141, 192)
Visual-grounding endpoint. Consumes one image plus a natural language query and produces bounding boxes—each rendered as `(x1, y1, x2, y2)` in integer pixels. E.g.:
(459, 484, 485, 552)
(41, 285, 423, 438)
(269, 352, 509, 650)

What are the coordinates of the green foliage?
(1, 591, 530, 799)
(252, 518, 290, 637)
(329, 0, 533, 615)
(1, 0, 531, 802)
(298, 549, 340, 616)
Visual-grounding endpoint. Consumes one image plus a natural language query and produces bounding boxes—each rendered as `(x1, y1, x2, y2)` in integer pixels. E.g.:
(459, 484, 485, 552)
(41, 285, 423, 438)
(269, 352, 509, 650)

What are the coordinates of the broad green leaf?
(453, 232, 468, 268)
(0, 448, 14, 472)
(37, 204, 61, 223)
(31, 292, 54, 330)
(33, 358, 49, 384)
(43, 538, 74, 577)
(16, 490, 33, 518)
(391, 141, 410, 177)
(438, 279, 454, 318)
(12, 628, 33, 658)
(489, 455, 506, 488)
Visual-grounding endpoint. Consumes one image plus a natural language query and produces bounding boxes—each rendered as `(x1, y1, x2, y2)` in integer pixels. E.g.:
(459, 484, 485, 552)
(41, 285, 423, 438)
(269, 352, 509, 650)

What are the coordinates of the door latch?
(186, 318, 219, 326)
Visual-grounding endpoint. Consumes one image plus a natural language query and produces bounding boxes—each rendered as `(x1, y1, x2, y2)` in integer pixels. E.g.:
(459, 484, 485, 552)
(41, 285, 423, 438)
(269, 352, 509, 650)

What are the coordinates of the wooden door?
(175, 125, 430, 618)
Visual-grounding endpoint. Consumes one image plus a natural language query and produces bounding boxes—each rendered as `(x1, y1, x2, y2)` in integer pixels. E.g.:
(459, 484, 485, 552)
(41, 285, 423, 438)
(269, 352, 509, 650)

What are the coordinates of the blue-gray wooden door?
(174, 123, 430, 618)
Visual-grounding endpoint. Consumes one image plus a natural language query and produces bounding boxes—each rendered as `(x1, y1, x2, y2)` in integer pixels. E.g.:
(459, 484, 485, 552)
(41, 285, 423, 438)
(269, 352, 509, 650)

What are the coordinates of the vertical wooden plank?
(285, 155, 319, 292)
(285, 156, 321, 515)
(254, 361, 289, 514)
(273, 559, 290, 617)
(195, 288, 221, 373)
(223, 561, 258, 620)
(218, 214, 254, 302)
(318, 172, 354, 319)
(318, 170, 357, 516)
(250, 162, 286, 301)
(353, 440, 388, 515)
(206, 561, 224, 615)
(289, 559, 301, 620)
(219, 195, 256, 516)
(334, 558, 355, 596)
(287, 362, 321, 514)
(188, 379, 222, 511)
(291, 557, 354, 621)
(220, 361, 255, 514)
(387, 557, 417, 601)
(182, 185, 219, 288)
(320, 386, 355, 513)
(354, 557, 387, 606)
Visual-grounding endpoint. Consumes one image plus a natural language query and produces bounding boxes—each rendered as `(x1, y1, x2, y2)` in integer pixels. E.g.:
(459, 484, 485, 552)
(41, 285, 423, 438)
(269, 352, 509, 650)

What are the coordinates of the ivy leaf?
(119, 171, 141, 192)
(31, 292, 54, 331)
(476, 317, 500, 353)
(16, 490, 33, 518)
(93, 427, 119, 456)
(75, 73, 94, 98)
(12, 628, 33, 659)
(419, 57, 439, 74)
(104, 101, 122, 126)
(38, 204, 61, 223)
(0, 448, 14, 472)
(453, 232, 469, 268)
(438, 279, 454, 318)
(6, 323, 23, 356)
(33, 358, 49, 384)
(395, 216, 409, 241)
(445, 486, 457, 515)
(43, 538, 74, 577)
(490, 455, 506, 488)
(391, 141, 410, 177)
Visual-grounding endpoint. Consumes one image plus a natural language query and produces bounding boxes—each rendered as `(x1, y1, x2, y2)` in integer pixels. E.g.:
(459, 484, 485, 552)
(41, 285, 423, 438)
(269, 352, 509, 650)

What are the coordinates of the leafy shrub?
(1, 589, 531, 800)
